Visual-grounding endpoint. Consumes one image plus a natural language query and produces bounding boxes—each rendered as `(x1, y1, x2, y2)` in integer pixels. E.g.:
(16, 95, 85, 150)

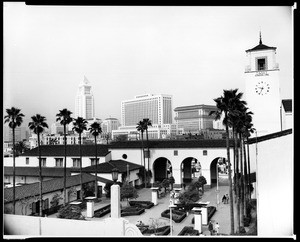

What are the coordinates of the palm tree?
(143, 118, 152, 187)
(210, 88, 245, 234)
(28, 114, 48, 217)
(89, 121, 102, 199)
(4, 107, 25, 214)
(72, 117, 88, 200)
(56, 108, 73, 205)
(136, 120, 146, 187)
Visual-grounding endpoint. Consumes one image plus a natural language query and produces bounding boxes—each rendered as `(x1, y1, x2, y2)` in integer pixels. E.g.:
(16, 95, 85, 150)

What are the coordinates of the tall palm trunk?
(225, 114, 235, 235)
(141, 132, 146, 187)
(79, 134, 83, 200)
(12, 128, 16, 214)
(239, 133, 245, 228)
(37, 132, 43, 217)
(234, 129, 240, 232)
(243, 137, 248, 214)
(94, 135, 98, 199)
(246, 137, 252, 200)
(63, 125, 67, 205)
(146, 129, 150, 187)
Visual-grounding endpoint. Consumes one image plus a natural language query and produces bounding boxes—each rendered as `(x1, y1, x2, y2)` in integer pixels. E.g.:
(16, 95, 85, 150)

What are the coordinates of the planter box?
(121, 206, 145, 217)
(143, 225, 170, 235)
(129, 201, 154, 209)
(161, 209, 186, 223)
(178, 226, 199, 236)
(192, 206, 216, 224)
(94, 204, 111, 218)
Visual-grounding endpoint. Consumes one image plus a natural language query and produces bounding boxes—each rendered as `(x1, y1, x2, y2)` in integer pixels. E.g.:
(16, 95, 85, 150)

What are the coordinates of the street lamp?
(112, 168, 119, 184)
(169, 192, 176, 236)
(216, 161, 219, 206)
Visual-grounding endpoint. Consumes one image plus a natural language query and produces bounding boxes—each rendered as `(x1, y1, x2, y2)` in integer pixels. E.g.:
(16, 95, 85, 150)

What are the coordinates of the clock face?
(255, 81, 270, 95)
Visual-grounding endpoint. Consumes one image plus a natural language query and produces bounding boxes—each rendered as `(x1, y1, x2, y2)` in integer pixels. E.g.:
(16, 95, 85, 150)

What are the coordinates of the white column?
(86, 201, 94, 218)
(200, 206, 208, 225)
(192, 208, 202, 234)
(111, 184, 120, 218)
(151, 187, 159, 205)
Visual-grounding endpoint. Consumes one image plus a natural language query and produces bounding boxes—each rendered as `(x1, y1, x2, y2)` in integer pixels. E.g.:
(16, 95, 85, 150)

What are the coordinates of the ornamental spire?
(259, 31, 262, 45)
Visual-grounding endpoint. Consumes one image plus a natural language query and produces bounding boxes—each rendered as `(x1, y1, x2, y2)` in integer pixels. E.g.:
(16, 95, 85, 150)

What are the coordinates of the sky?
(3, 3, 294, 126)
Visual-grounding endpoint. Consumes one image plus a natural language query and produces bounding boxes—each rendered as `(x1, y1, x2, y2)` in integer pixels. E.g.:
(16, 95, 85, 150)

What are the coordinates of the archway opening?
(210, 157, 227, 187)
(153, 157, 172, 182)
(181, 157, 200, 185)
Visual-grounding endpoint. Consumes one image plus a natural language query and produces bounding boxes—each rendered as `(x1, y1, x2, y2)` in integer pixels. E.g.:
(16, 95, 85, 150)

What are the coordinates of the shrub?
(178, 189, 201, 204)
(57, 204, 85, 220)
(120, 182, 138, 205)
(178, 226, 199, 236)
(161, 209, 186, 223)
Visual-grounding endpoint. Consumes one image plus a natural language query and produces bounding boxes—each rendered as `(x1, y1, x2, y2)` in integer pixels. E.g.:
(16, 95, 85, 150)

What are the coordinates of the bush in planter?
(57, 204, 85, 220)
(120, 182, 138, 205)
(121, 206, 145, 216)
(178, 188, 201, 205)
(129, 200, 154, 209)
(178, 226, 199, 236)
(161, 209, 186, 223)
(94, 204, 111, 218)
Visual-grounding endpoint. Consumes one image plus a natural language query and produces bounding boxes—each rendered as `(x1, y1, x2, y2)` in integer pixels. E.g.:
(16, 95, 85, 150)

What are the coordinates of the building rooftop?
(245, 33, 277, 52)
(4, 166, 79, 177)
(247, 128, 292, 144)
(4, 173, 111, 203)
(19, 145, 110, 157)
(174, 104, 217, 112)
(81, 159, 143, 174)
(282, 99, 292, 112)
(108, 139, 235, 149)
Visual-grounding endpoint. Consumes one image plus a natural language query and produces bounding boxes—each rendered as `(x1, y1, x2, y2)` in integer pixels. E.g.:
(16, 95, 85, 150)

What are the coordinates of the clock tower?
(245, 33, 282, 136)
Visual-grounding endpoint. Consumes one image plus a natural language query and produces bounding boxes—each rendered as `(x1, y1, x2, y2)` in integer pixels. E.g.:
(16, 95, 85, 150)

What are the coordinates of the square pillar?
(151, 187, 159, 205)
(85, 196, 96, 218)
(199, 201, 210, 225)
(192, 208, 202, 234)
(111, 184, 120, 218)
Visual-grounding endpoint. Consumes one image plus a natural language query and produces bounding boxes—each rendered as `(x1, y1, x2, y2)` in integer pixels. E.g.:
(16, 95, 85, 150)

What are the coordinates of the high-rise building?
(75, 76, 95, 120)
(174, 104, 218, 134)
(101, 118, 120, 133)
(121, 94, 173, 127)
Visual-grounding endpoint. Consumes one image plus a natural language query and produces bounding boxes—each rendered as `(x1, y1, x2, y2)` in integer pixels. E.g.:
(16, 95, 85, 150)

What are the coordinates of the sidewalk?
(78, 183, 231, 236)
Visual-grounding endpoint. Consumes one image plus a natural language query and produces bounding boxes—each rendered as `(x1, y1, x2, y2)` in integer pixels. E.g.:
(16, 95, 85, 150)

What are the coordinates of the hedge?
(94, 204, 111, 218)
(121, 206, 145, 217)
(161, 209, 186, 223)
(178, 226, 199, 236)
(129, 201, 154, 209)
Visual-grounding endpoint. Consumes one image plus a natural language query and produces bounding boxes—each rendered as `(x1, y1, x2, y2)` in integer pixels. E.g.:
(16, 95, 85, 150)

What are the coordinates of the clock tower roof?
(246, 32, 277, 52)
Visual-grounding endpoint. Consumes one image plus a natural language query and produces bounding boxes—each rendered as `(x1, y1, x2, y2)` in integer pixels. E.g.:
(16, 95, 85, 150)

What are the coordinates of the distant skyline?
(4, 4, 294, 127)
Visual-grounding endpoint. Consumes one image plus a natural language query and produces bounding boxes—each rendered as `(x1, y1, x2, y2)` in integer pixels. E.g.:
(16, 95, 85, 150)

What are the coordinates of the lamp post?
(169, 196, 176, 237)
(216, 161, 219, 206)
(111, 168, 120, 218)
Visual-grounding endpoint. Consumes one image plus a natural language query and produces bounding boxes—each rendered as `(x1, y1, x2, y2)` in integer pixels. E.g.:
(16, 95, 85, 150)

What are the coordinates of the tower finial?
(259, 30, 262, 45)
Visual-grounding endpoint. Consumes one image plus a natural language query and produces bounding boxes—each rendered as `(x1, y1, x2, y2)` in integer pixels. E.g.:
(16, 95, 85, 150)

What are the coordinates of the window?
(257, 57, 267, 71)
(90, 158, 99, 166)
(203, 150, 207, 156)
(26, 157, 29, 165)
(72, 158, 80, 167)
(55, 158, 64, 167)
(174, 150, 178, 156)
(41, 158, 47, 167)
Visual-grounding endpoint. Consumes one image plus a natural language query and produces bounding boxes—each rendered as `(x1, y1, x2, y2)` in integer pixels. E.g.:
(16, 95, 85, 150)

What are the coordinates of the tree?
(56, 108, 73, 205)
(197, 175, 207, 193)
(14, 141, 29, 156)
(89, 122, 102, 199)
(169, 176, 175, 191)
(136, 120, 146, 187)
(72, 117, 88, 200)
(210, 88, 245, 234)
(4, 107, 25, 214)
(120, 182, 138, 206)
(143, 118, 152, 187)
(28, 114, 48, 216)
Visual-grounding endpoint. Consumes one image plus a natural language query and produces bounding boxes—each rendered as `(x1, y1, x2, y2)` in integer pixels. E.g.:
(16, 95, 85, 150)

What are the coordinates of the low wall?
(4, 214, 142, 237)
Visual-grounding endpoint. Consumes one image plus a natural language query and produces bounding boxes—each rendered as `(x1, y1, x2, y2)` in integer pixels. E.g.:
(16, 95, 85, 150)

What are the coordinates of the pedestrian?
(225, 194, 229, 204)
(222, 195, 226, 204)
(208, 221, 214, 235)
(183, 183, 186, 190)
(215, 222, 220, 235)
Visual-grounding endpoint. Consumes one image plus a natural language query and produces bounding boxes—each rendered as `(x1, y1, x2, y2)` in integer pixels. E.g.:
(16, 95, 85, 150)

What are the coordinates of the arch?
(180, 157, 200, 185)
(152, 157, 172, 182)
(210, 157, 227, 187)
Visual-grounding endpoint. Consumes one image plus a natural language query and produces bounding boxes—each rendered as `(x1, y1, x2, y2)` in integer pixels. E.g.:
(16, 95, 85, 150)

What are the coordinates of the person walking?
(208, 221, 214, 235)
(225, 194, 229, 204)
(222, 195, 226, 204)
(215, 222, 220, 235)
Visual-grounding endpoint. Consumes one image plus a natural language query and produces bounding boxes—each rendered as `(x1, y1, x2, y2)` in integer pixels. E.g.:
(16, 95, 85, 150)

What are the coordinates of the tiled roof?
(247, 129, 292, 144)
(4, 166, 79, 177)
(282, 99, 292, 112)
(246, 43, 276, 52)
(108, 139, 235, 149)
(19, 145, 110, 157)
(82, 160, 143, 173)
(4, 173, 111, 203)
